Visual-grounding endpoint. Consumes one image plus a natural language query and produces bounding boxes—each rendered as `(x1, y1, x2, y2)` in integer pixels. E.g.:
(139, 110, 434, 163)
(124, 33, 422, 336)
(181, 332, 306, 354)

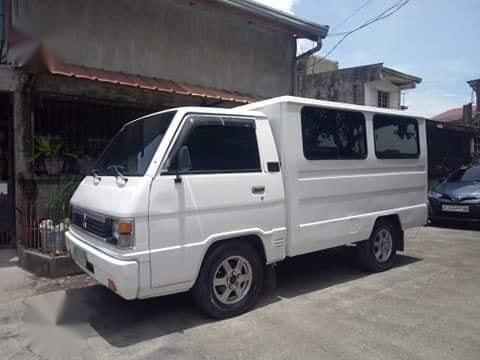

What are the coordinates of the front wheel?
(357, 219, 398, 272)
(192, 242, 263, 319)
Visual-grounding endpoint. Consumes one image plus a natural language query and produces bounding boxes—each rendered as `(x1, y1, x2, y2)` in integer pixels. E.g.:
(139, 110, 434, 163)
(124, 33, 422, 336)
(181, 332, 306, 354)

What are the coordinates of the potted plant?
(43, 180, 79, 254)
(32, 138, 77, 175)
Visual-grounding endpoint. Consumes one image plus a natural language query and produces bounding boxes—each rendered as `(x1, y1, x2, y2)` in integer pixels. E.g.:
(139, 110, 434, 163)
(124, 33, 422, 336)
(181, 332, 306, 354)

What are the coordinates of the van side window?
(301, 106, 367, 160)
(169, 117, 261, 174)
(373, 115, 420, 159)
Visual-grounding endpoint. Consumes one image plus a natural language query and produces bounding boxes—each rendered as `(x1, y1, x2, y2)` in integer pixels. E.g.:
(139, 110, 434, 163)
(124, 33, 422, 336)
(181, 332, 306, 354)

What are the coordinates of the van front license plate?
(442, 205, 470, 213)
(72, 246, 87, 268)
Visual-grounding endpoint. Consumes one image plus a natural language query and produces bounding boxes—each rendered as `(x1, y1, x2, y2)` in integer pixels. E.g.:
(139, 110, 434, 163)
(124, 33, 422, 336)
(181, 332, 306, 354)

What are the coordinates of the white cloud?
(252, 0, 298, 14)
(404, 89, 468, 118)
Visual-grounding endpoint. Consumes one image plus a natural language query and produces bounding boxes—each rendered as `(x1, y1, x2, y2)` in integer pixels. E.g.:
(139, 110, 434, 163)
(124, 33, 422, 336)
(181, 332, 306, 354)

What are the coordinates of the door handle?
(251, 186, 265, 195)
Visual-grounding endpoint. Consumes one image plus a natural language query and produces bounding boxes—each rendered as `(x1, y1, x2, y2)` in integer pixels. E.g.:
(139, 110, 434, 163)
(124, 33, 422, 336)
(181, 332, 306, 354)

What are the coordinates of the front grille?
(71, 208, 112, 239)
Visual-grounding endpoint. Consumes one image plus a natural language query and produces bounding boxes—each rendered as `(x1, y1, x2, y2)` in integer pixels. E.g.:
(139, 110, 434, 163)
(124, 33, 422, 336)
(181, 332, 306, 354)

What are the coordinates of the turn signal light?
(117, 221, 133, 235)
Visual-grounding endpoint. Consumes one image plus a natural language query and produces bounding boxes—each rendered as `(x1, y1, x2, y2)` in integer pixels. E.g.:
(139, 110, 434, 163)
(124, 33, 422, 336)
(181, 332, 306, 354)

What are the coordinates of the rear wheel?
(192, 241, 263, 319)
(357, 219, 398, 272)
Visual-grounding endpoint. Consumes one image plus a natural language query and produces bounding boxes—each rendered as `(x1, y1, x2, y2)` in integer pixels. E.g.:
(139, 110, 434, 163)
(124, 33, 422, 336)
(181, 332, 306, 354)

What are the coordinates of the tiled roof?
(46, 60, 256, 104)
(10, 43, 257, 104)
(432, 107, 464, 123)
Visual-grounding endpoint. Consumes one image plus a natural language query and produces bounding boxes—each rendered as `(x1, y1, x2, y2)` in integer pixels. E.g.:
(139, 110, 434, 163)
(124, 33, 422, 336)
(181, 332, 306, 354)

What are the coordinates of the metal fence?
(0, 193, 13, 248)
(20, 202, 70, 256)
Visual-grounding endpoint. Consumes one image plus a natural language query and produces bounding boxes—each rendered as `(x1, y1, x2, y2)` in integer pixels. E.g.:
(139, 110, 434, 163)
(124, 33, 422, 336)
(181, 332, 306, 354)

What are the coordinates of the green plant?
(32, 138, 77, 161)
(47, 180, 79, 223)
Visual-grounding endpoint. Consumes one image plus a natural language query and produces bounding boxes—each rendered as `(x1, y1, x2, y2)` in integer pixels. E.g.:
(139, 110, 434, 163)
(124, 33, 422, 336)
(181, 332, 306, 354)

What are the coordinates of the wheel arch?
(192, 232, 268, 285)
(372, 214, 405, 251)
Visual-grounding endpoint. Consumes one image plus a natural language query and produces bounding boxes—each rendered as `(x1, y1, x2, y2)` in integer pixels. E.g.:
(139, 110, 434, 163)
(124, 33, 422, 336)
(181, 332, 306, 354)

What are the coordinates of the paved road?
(1, 225, 480, 359)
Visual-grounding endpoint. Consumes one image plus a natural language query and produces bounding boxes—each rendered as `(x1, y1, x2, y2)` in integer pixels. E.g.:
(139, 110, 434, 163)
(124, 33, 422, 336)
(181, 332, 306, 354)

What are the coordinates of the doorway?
(0, 93, 15, 247)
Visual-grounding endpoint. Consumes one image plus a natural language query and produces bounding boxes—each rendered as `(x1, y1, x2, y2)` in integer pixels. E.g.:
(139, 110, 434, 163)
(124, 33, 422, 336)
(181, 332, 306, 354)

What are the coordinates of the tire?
(192, 241, 264, 319)
(357, 219, 399, 272)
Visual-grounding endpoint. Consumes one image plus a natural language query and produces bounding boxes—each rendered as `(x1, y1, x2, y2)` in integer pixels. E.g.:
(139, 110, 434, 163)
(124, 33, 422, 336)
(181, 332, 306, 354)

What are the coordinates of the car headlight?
(112, 219, 135, 249)
(428, 190, 443, 199)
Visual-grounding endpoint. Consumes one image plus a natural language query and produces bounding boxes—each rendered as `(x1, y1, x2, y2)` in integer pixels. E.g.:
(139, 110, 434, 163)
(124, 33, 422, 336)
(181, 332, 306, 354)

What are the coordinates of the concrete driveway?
(2, 225, 480, 359)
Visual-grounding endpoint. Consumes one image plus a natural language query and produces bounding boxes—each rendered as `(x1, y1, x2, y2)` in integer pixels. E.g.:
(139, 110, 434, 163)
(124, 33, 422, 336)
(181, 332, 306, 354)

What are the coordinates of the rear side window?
(169, 116, 261, 174)
(374, 115, 420, 159)
(301, 106, 367, 160)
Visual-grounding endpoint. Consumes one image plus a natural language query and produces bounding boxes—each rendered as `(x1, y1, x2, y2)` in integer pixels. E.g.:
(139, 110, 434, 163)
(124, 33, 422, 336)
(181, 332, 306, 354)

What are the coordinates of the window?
(373, 114, 420, 159)
(95, 111, 176, 176)
(378, 91, 390, 108)
(168, 116, 261, 173)
(301, 106, 367, 160)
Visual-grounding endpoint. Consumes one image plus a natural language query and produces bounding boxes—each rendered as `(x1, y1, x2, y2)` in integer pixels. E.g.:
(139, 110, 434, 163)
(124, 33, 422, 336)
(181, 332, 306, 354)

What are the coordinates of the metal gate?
(0, 94, 15, 248)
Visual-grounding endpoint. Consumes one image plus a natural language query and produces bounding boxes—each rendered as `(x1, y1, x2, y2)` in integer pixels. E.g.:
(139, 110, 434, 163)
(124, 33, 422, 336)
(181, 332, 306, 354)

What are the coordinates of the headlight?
(112, 219, 135, 249)
(428, 190, 443, 199)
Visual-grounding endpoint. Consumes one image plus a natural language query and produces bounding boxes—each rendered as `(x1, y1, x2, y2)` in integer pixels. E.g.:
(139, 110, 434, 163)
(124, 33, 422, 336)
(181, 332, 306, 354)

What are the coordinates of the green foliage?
(47, 180, 79, 223)
(32, 137, 78, 161)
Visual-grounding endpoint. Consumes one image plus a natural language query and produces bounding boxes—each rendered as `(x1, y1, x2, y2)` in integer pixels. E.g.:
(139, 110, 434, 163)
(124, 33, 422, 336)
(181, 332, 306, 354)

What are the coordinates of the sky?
(254, 0, 480, 117)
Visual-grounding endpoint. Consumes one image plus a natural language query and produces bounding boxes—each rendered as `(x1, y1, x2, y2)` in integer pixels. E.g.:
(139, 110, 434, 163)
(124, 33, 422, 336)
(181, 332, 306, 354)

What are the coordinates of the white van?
(66, 96, 428, 318)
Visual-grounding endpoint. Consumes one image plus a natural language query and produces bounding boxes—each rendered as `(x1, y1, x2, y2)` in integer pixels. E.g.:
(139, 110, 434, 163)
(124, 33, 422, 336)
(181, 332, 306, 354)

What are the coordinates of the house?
(433, 79, 479, 126)
(298, 61, 422, 110)
(0, 0, 328, 257)
(426, 120, 480, 182)
(428, 79, 480, 181)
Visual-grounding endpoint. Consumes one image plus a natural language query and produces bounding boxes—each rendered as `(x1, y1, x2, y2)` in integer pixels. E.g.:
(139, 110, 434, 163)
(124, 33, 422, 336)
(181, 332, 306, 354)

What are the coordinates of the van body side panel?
(243, 98, 428, 257)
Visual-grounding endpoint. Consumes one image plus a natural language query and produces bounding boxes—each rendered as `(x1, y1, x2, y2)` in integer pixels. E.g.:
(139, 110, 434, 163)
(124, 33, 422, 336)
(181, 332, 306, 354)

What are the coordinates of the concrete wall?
(298, 65, 381, 104)
(299, 65, 404, 110)
(13, 0, 295, 99)
(304, 57, 338, 75)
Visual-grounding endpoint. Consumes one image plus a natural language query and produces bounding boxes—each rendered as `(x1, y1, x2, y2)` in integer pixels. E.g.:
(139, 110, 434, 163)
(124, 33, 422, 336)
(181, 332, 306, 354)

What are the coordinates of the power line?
(327, 0, 410, 38)
(331, 0, 375, 32)
(306, 0, 412, 71)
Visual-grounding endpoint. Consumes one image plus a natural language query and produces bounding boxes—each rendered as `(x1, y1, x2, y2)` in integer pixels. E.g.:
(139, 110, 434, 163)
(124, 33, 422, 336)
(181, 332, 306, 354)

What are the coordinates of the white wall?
(364, 79, 402, 109)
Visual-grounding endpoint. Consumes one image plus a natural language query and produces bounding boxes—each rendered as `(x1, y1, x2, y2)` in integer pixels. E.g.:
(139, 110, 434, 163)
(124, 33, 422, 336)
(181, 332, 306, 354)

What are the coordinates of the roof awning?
(44, 61, 256, 104)
(14, 44, 257, 104)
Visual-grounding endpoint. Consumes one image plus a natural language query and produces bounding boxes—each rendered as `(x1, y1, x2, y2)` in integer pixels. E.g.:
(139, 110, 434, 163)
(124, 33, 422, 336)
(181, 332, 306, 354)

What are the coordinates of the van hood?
(70, 176, 152, 218)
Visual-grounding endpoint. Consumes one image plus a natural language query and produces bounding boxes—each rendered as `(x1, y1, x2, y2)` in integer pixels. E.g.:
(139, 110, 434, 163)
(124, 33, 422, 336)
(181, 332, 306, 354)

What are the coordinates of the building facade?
(298, 62, 422, 110)
(0, 0, 328, 252)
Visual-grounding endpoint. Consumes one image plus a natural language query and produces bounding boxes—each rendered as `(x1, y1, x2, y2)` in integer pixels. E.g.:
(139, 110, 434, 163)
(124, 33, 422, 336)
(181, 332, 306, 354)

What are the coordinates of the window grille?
(377, 91, 390, 108)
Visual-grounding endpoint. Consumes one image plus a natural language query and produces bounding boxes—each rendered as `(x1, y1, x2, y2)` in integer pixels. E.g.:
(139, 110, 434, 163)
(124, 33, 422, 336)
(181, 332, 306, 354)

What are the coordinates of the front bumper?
(65, 230, 139, 300)
(428, 198, 480, 222)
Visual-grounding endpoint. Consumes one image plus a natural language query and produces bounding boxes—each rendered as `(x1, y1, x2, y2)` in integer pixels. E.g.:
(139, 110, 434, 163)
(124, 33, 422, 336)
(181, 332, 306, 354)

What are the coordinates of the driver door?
(148, 114, 277, 288)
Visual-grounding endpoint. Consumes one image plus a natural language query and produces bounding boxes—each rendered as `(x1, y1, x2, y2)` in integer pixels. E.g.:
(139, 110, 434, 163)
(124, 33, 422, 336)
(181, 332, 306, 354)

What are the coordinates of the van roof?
(128, 107, 267, 126)
(237, 96, 426, 119)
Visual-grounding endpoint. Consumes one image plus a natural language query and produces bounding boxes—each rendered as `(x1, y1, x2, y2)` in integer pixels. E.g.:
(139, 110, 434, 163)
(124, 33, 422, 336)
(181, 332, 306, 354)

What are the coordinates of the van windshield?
(94, 111, 176, 176)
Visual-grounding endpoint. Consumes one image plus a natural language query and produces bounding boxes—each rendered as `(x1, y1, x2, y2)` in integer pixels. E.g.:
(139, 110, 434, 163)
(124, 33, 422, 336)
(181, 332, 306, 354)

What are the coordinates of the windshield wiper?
(90, 169, 101, 181)
(107, 165, 128, 183)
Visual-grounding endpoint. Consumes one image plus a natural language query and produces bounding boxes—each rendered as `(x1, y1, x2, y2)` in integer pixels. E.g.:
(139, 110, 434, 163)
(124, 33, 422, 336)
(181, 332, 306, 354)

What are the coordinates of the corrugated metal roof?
(46, 59, 257, 104)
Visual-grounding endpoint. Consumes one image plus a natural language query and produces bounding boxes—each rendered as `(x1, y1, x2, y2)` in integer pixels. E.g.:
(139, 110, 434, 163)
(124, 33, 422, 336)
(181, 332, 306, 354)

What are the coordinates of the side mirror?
(174, 146, 192, 183)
